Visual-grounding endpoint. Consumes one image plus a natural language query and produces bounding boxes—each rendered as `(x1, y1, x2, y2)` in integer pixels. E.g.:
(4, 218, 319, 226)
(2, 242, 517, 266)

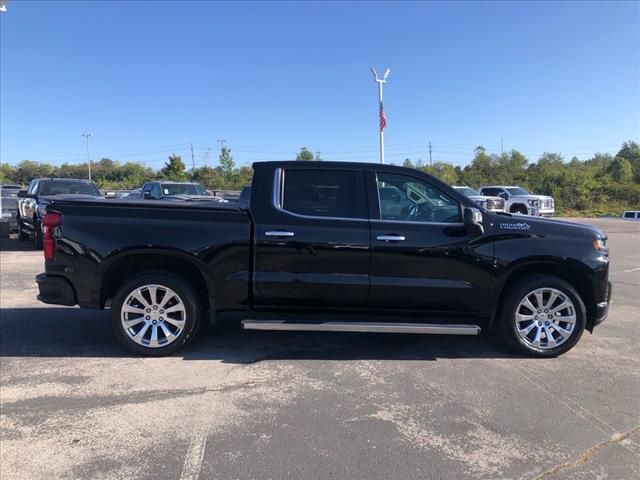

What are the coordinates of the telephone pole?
(501, 137, 504, 154)
(82, 133, 93, 181)
(428, 141, 433, 167)
(217, 139, 226, 152)
(190, 143, 195, 171)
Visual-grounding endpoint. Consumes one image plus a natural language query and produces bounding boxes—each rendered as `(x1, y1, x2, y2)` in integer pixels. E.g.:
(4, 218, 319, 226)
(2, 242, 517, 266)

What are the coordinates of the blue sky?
(1, 0, 638, 169)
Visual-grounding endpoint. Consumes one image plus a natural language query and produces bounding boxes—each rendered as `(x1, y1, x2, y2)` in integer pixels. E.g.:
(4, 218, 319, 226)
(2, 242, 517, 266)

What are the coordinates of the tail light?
(43, 212, 62, 261)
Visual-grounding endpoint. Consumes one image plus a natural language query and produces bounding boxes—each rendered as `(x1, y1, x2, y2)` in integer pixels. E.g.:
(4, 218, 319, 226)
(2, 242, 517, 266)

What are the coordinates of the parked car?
(17, 178, 102, 247)
(139, 181, 227, 202)
(35, 161, 610, 358)
(1, 184, 22, 237)
(479, 186, 554, 216)
(621, 210, 640, 221)
(453, 186, 505, 212)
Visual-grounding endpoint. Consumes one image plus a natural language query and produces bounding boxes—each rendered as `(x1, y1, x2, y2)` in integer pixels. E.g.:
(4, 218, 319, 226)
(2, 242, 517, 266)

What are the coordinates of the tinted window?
(281, 169, 361, 218)
(161, 183, 208, 196)
(506, 187, 531, 196)
(40, 181, 100, 196)
(455, 187, 479, 196)
(151, 183, 162, 199)
(481, 187, 502, 196)
(624, 211, 635, 218)
(377, 172, 461, 223)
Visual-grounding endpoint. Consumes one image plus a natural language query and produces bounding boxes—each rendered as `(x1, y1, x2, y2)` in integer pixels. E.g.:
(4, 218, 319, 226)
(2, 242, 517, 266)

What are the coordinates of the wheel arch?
(490, 260, 597, 332)
(100, 250, 211, 312)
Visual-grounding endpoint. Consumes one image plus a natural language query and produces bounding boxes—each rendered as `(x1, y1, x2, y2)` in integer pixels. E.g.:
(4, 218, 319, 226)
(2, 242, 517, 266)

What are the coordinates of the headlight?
(527, 199, 539, 206)
(593, 238, 606, 251)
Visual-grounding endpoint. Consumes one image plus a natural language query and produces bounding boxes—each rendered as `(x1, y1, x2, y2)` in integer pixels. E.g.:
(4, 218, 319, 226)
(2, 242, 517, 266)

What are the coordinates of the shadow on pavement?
(0, 236, 36, 252)
(0, 307, 525, 362)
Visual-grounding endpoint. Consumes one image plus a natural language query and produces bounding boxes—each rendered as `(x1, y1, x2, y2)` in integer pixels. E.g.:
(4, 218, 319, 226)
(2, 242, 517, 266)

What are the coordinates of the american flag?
(379, 102, 387, 132)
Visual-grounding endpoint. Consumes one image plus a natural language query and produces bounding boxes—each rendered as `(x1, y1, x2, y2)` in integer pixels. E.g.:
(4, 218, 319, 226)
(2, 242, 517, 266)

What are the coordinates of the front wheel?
(499, 275, 586, 357)
(111, 273, 202, 356)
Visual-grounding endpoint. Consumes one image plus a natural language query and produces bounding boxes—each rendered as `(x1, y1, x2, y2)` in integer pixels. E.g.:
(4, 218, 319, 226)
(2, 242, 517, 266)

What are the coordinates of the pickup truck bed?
(36, 161, 611, 358)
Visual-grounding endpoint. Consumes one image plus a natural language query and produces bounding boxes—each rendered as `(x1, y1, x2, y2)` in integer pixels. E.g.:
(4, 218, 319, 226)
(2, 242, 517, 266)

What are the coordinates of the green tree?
(161, 154, 187, 181)
(219, 146, 235, 181)
(296, 147, 314, 161)
(607, 157, 634, 183)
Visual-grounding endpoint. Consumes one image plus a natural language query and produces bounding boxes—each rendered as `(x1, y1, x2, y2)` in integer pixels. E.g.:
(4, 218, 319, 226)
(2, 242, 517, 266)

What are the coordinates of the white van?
(621, 211, 640, 221)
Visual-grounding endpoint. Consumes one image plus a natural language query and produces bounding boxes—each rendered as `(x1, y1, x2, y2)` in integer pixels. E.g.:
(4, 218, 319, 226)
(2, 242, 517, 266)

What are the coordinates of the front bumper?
(593, 281, 612, 327)
(36, 273, 77, 306)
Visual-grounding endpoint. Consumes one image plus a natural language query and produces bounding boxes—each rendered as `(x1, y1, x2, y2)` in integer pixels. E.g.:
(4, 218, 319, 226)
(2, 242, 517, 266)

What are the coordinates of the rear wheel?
(17, 217, 29, 241)
(499, 275, 586, 357)
(111, 273, 202, 356)
(32, 219, 43, 249)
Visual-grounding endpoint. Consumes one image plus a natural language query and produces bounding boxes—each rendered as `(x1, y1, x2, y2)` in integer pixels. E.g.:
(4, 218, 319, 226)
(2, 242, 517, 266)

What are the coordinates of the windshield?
(506, 187, 531, 196)
(40, 181, 101, 196)
(455, 187, 479, 196)
(161, 184, 208, 196)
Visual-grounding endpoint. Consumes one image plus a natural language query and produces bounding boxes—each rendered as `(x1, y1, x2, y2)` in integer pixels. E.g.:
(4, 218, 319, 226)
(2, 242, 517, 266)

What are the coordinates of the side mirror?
(498, 192, 508, 200)
(463, 207, 484, 235)
(17, 190, 32, 198)
(143, 191, 152, 199)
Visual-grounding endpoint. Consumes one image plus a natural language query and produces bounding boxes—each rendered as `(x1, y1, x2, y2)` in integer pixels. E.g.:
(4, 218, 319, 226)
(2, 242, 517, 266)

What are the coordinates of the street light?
(370, 66, 391, 164)
(82, 133, 93, 181)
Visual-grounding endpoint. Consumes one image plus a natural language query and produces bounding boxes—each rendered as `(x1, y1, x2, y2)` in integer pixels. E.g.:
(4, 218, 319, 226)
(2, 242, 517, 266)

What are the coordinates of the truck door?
(253, 165, 370, 308)
(367, 169, 493, 315)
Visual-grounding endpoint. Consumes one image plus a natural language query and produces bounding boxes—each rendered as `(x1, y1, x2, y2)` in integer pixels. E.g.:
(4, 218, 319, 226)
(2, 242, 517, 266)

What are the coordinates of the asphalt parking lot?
(1, 218, 638, 480)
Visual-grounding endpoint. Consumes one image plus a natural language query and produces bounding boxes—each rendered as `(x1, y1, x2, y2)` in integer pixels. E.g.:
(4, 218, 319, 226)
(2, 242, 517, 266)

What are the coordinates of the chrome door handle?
(265, 231, 295, 237)
(376, 235, 406, 242)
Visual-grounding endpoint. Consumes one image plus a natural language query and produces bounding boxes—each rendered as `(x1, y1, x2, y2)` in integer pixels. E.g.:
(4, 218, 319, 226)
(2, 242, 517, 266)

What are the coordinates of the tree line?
(1, 142, 638, 215)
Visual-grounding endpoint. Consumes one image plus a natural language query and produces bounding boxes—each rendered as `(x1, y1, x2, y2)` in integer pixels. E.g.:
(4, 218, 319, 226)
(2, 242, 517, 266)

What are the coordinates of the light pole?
(82, 133, 93, 181)
(370, 67, 390, 164)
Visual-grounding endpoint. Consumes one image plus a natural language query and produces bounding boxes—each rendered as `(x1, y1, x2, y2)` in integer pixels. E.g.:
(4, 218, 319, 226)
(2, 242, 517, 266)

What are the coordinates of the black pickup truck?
(36, 161, 611, 357)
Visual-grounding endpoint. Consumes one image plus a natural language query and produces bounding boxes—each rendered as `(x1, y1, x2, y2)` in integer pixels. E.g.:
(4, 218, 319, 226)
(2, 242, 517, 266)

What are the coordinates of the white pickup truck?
(480, 186, 554, 216)
(452, 186, 505, 212)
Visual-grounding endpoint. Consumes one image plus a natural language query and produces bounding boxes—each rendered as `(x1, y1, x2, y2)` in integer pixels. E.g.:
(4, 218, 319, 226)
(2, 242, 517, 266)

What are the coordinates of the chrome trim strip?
(271, 168, 368, 223)
(371, 219, 465, 227)
(242, 320, 481, 335)
(265, 231, 295, 237)
(376, 235, 406, 241)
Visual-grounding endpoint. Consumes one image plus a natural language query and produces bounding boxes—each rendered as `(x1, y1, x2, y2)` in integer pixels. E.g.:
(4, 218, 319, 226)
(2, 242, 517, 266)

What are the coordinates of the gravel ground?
(1, 218, 638, 480)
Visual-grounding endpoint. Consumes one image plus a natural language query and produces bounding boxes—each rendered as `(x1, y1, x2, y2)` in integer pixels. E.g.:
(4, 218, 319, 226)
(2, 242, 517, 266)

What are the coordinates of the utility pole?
(428, 141, 433, 167)
(82, 133, 93, 181)
(370, 67, 390, 164)
(501, 137, 504, 154)
(190, 143, 195, 171)
(217, 139, 226, 153)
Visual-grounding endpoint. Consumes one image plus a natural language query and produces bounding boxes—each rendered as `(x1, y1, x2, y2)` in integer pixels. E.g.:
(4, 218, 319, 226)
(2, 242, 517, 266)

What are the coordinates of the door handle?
(376, 235, 406, 242)
(265, 231, 295, 237)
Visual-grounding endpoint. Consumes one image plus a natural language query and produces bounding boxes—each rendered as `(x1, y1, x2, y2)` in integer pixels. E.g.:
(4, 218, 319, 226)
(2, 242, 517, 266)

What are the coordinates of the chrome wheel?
(120, 284, 186, 348)
(514, 287, 576, 351)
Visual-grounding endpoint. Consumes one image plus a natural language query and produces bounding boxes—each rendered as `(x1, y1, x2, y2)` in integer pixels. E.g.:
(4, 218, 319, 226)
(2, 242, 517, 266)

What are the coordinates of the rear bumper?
(36, 273, 77, 306)
(593, 281, 612, 327)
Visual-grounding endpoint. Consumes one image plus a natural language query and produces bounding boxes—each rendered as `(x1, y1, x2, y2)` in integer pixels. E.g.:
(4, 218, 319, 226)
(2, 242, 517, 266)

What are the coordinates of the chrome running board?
(241, 320, 481, 335)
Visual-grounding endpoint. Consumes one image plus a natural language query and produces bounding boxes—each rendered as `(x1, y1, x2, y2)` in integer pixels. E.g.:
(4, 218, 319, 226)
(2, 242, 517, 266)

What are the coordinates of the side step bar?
(241, 320, 481, 336)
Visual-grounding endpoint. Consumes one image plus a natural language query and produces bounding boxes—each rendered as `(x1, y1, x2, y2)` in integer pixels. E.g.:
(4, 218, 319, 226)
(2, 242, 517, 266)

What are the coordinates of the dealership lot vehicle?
(453, 186, 505, 212)
(621, 210, 640, 221)
(0, 218, 638, 480)
(480, 185, 555, 216)
(0, 184, 21, 237)
(138, 180, 227, 202)
(37, 161, 610, 357)
(16, 178, 102, 248)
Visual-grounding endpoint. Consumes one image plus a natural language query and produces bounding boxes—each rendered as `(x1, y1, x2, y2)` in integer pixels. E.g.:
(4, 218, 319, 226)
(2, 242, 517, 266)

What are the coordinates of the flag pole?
(371, 67, 390, 164)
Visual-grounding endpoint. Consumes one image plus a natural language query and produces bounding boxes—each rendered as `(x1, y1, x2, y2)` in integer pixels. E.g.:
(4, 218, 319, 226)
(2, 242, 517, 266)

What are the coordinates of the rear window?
(481, 188, 502, 196)
(624, 211, 636, 218)
(40, 181, 100, 196)
(161, 183, 208, 196)
(281, 169, 363, 218)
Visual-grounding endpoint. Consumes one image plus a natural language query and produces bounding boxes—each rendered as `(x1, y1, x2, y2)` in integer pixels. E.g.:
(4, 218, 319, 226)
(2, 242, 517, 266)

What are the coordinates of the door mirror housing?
(143, 191, 152, 199)
(17, 190, 33, 199)
(463, 207, 484, 235)
(498, 192, 509, 200)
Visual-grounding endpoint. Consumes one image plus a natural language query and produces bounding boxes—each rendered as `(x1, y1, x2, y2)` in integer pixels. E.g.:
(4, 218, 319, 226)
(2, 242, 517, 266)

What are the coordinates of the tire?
(17, 218, 29, 241)
(511, 204, 528, 215)
(111, 273, 202, 356)
(33, 219, 43, 249)
(499, 275, 586, 357)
